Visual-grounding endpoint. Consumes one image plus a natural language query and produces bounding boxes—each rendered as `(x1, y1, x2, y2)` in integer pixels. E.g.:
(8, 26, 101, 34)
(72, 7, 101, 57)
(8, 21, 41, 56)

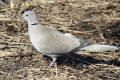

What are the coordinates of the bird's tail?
(64, 33, 119, 52)
(80, 44, 118, 52)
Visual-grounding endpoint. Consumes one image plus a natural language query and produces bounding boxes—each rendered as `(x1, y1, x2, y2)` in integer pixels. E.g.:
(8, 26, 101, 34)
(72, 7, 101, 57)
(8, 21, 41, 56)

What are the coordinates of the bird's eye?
(26, 15, 28, 16)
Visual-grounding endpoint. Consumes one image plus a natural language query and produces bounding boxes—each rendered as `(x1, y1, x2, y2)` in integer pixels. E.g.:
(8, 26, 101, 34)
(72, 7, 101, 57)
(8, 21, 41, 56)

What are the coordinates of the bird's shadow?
(43, 52, 120, 69)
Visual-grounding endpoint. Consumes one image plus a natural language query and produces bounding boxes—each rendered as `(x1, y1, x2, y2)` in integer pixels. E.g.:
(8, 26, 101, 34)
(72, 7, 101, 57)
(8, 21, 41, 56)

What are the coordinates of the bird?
(22, 11, 118, 67)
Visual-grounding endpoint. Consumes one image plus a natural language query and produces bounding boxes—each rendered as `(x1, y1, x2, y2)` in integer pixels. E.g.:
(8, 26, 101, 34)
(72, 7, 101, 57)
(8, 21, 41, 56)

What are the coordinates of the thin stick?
(0, 41, 31, 45)
(10, 0, 14, 8)
(55, 62, 58, 79)
(0, 51, 17, 57)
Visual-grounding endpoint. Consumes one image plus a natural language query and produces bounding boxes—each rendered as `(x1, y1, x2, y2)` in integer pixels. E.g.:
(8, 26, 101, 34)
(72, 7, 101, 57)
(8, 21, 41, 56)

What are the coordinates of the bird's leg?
(49, 58, 57, 67)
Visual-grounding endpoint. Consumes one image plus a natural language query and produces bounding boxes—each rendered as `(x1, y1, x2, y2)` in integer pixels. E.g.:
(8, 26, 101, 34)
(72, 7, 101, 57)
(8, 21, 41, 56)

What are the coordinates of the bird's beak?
(21, 16, 24, 20)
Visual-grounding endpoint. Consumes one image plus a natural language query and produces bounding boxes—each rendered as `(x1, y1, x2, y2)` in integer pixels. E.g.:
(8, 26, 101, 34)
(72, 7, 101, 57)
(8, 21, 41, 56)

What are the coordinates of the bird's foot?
(49, 58, 57, 67)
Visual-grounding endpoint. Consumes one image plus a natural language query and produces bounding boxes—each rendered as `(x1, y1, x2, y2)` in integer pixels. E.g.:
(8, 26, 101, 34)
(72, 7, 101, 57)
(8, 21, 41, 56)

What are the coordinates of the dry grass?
(0, 0, 120, 80)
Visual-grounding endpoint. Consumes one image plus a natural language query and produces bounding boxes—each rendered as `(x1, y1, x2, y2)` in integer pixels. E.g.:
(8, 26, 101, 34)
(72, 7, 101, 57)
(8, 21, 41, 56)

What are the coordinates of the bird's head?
(22, 11, 39, 24)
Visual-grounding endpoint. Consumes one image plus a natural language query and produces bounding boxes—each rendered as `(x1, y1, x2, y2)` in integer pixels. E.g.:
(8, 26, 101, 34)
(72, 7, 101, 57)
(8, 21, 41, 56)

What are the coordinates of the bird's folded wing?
(35, 32, 80, 54)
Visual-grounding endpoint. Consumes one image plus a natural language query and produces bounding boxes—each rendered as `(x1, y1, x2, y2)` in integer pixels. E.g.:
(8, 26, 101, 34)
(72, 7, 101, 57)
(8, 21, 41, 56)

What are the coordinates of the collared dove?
(22, 11, 118, 67)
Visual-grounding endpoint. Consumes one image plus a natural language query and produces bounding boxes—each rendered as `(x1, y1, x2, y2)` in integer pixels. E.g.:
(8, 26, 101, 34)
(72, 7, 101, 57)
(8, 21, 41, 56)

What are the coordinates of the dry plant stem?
(0, 51, 17, 57)
(67, 30, 93, 34)
(107, 18, 120, 20)
(0, 18, 11, 21)
(96, 27, 107, 43)
(10, 0, 15, 8)
(0, 41, 31, 45)
(55, 62, 58, 78)
(0, 51, 36, 57)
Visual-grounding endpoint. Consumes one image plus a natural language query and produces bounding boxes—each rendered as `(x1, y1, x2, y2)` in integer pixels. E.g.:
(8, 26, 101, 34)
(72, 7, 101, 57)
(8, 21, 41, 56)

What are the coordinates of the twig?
(0, 41, 31, 45)
(67, 30, 93, 34)
(0, 51, 17, 57)
(10, 0, 14, 8)
(0, 51, 36, 57)
(0, 18, 11, 21)
(95, 27, 107, 43)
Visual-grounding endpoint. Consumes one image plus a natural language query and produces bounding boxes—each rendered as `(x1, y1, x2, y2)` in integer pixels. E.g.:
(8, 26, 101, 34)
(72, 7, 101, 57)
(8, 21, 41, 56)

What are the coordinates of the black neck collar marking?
(31, 23, 39, 25)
